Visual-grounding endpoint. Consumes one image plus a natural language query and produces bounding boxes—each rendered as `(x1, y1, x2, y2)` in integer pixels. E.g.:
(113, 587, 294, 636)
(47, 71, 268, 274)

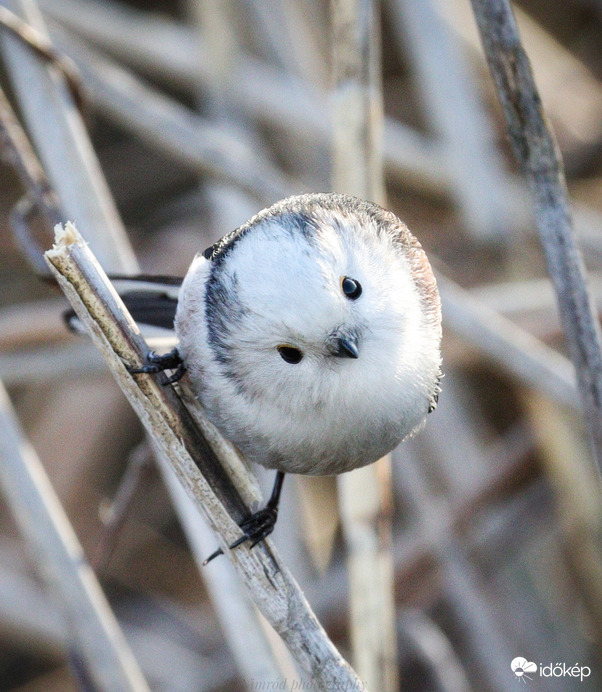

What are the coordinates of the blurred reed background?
(1, 0, 602, 690)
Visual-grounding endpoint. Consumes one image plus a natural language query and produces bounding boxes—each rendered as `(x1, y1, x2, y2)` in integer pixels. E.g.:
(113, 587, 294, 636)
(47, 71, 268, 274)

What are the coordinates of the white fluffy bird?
(126, 193, 442, 556)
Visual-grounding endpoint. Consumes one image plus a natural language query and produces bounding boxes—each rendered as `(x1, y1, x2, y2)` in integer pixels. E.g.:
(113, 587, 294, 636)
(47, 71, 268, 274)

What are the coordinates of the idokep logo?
(511, 658, 537, 682)
(511, 657, 592, 683)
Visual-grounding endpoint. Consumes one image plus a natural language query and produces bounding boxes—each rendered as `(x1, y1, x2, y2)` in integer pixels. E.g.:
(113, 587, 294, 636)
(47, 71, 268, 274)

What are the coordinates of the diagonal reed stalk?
(470, 0, 602, 477)
(45, 222, 365, 692)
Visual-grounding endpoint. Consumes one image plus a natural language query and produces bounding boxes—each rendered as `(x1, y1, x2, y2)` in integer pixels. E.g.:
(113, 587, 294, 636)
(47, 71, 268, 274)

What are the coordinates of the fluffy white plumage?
(174, 193, 441, 476)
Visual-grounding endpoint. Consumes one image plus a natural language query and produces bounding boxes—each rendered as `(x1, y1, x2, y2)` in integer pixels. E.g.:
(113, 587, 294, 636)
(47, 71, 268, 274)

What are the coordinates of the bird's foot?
(234, 505, 279, 549)
(129, 347, 186, 384)
(203, 471, 284, 565)
(203, 505, 278, 565)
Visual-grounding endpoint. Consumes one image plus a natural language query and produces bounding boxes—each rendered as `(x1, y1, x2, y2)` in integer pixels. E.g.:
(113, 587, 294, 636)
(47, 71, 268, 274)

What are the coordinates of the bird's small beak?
(334, 336, 359, 359)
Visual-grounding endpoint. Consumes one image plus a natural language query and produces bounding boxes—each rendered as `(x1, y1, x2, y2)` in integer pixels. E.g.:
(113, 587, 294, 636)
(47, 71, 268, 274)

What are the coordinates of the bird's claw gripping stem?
(129, 347, 186, 385)
(203, 471, 285, 565)
(203, 506, 279, 565)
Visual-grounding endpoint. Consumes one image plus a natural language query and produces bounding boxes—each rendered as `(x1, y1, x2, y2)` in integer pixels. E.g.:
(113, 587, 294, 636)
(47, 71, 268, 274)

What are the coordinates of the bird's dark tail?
(64, 274, 183, 332)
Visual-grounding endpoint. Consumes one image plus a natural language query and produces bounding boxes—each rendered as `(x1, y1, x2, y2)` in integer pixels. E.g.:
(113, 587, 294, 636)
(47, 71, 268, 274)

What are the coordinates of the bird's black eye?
(277, 345, 303, 364)
(341, 276, 362, 300)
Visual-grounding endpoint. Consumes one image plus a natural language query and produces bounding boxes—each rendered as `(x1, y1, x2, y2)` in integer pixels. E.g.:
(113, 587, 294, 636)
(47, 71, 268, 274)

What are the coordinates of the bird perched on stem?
(127, 193, 442, 561)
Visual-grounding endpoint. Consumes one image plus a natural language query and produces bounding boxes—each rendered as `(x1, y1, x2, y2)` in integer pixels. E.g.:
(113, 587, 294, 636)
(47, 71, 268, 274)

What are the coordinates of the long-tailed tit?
(126, 193, 442, 560)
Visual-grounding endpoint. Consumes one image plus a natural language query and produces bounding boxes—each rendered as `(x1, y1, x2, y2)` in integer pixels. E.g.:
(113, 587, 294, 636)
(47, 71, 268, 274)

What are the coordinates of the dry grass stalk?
(45, 222, 364, 692)
(447, 0, 602, 156)
(40, 0, 449, 195)
(523, 392, 602, 645)
(56, 34, 294, 204)
(156, 456, 299, 689)
(0, 83, 60, 229)
(0, 0, 136, 272)
(0, 552, 238, 690)
(0, 380, 150, 691)
(385, 0, 513, 239)
(470, 0, 602, 474)
(438, 274, 578, 409)
(331, 1, 398, 690)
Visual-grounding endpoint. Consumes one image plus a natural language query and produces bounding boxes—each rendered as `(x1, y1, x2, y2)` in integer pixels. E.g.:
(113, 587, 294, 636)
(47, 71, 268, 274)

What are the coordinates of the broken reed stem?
(470, 0, 602, 476)
(44, 223, 365, 692)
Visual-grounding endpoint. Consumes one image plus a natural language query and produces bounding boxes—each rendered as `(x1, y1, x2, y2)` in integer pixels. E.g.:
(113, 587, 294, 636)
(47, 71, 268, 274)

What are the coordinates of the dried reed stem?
(385, 0, 512, 238)
(0, 0, 136, 272)
(470, 0, 602, 474)
(0, 83, 60, 227)
(0, 380, 150, 691)
(331, 1, 397, 690)
(47, 29, 294, 203)
(45, 223, 364, 692)
(40, 0, 448, 194)
(438, 274, 578, 409)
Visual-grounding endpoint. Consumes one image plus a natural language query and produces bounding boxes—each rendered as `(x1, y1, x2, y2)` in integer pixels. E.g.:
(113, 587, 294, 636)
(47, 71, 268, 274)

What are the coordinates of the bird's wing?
(64, 274, 183, 333)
